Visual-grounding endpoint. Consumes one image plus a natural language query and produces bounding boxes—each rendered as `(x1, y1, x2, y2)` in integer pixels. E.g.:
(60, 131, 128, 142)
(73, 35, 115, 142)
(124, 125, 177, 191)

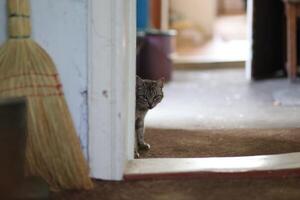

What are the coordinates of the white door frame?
(246, 0, 254, 80)
(88, 0, 136, 180)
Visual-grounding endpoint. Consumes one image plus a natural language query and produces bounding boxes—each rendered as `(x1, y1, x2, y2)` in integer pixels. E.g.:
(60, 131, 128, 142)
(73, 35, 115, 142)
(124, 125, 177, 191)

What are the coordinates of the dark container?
(137, 29, 176, 81)
(0, 98, 27, 199)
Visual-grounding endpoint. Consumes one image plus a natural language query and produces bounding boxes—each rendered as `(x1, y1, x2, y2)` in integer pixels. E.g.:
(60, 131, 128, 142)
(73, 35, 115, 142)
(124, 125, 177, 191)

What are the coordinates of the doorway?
(138, 0, 255, 159)
(132, 0, 300, 174)
(88, 0, 300, 181)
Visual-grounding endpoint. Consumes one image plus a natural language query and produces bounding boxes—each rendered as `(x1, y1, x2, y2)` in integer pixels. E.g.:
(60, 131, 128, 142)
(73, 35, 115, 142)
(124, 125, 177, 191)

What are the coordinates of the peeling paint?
(78, 89, 88, 157)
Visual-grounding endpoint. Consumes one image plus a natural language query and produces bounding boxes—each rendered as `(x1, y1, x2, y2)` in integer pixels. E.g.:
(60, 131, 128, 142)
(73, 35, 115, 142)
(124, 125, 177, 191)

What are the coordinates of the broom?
(0, 0, 93, 190)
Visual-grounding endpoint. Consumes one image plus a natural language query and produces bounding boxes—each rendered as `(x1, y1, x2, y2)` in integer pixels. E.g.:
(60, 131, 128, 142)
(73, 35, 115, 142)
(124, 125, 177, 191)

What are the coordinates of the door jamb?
(246, 0, 254, 80)
(88, 0, 136, 180)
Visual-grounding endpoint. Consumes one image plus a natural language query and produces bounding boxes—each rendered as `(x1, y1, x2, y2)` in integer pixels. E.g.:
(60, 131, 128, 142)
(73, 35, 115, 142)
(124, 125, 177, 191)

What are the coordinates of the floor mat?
(51, 177, 300, 200)
(51, 128, 300, 200)
(140, 128, 300, 158)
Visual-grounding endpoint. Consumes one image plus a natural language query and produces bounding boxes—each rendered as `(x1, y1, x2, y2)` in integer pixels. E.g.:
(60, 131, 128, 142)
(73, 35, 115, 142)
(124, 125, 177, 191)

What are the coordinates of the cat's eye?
(154, 95, 162, 101)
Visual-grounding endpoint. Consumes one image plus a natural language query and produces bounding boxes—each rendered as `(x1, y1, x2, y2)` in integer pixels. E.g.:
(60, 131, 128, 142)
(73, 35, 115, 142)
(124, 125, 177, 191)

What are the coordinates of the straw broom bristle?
(0, 0, 93, 190)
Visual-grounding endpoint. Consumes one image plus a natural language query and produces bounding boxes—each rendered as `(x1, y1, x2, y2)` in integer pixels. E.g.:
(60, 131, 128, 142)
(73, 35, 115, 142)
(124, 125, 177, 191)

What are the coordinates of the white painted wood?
(125, 0, 137, 161)
(246, 0, 254, 80)
(88, 0, 136, 180)
(126, 152, 300, 175)
(161, 0, 169, 30)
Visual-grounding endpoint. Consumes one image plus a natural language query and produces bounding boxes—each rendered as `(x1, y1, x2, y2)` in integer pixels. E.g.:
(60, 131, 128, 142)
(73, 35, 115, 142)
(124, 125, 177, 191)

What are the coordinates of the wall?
(218, 0, 246, 14)
(0, 0, 89, 157)
(170, 0, 217, 36)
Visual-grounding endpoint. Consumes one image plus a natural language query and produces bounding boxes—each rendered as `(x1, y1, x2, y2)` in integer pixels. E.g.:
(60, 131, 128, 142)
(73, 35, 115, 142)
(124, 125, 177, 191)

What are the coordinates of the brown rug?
(51, 128, 300, 200)
(51, 177, 300, 200)
(140, 128, 300, 158)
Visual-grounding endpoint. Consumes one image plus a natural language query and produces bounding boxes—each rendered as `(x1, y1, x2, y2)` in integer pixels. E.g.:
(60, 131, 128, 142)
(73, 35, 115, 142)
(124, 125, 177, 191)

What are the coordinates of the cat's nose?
(148, 103, 154, 109)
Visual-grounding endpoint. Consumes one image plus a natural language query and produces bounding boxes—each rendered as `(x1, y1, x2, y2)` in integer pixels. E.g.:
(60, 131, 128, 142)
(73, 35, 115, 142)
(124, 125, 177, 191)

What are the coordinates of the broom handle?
(8, 0, 31, 39)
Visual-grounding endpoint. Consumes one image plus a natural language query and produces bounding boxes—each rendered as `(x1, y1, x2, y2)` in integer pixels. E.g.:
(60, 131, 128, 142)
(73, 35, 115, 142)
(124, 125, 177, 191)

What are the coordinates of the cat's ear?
(157, 77, 165, 88)
(136, 75, 144, 86)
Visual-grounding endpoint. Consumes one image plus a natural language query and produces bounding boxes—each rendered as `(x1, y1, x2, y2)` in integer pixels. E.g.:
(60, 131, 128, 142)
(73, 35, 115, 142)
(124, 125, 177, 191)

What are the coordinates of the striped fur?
(135, 76, 164, 158)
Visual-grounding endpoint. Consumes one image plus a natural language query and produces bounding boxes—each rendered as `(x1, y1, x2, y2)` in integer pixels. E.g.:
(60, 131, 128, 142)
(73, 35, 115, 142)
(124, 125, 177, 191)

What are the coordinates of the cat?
(135, 76, 164, 158)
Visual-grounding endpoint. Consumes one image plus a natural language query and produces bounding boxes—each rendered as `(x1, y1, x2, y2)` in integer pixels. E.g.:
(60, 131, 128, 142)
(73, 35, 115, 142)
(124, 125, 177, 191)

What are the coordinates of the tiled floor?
(145, 69, 300, 130)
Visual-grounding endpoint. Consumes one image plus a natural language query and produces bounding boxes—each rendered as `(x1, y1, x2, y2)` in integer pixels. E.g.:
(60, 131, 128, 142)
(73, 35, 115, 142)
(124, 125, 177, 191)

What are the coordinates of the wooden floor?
(125, 152, 300, 180)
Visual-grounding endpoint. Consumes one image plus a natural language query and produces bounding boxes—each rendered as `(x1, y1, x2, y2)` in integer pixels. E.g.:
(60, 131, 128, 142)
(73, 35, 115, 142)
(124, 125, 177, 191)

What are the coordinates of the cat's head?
(136, 76, 164, 110)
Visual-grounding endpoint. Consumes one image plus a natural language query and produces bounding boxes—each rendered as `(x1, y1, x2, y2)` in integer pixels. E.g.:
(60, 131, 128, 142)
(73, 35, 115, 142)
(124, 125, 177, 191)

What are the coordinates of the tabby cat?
(135, 76, 164, 158)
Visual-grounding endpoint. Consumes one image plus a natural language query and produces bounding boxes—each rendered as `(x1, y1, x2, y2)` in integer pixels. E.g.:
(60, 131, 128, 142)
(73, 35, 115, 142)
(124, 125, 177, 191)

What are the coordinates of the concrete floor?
(145, 68, 300, 130)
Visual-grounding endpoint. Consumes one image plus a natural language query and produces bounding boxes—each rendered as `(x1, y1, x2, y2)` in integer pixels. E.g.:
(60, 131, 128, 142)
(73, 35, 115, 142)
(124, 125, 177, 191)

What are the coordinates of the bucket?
(137, 29, 177, 81)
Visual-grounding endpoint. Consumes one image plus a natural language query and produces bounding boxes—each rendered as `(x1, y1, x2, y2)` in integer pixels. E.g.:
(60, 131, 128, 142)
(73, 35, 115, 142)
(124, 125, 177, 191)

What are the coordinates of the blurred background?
(137, 0, 248, 80)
